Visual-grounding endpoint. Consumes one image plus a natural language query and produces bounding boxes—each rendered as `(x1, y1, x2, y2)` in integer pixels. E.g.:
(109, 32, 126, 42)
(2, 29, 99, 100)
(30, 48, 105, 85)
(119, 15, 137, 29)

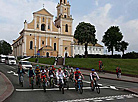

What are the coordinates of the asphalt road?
(0, 63, 138, 102)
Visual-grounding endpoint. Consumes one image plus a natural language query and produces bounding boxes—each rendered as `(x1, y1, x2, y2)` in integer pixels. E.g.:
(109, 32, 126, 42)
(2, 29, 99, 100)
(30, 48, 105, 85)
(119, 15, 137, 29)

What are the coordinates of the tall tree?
(102, 26, 123, 55)
(0, 40, 12, 55)
(118, 41, 129, 55)
(74, 22, 97, 58)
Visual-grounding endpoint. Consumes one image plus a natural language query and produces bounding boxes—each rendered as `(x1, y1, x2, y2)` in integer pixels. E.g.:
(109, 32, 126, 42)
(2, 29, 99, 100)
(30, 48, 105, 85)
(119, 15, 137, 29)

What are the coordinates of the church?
(12, 0, 104, 57)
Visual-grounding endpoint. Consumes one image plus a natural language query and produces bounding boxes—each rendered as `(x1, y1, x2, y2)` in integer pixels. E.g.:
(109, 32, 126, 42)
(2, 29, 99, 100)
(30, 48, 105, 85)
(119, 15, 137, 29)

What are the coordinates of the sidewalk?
(0, 72, 14, 102)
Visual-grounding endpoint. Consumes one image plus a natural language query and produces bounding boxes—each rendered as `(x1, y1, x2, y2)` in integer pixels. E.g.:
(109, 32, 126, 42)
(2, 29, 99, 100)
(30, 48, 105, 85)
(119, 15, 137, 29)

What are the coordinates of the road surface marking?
(7, 71, 14, 74)
(56, 94, 137, 102)
(6, 65, 16, 69)
(83, 80, 102, 86)
(110, 86, 118, 90)
(16, 86, 109, 92)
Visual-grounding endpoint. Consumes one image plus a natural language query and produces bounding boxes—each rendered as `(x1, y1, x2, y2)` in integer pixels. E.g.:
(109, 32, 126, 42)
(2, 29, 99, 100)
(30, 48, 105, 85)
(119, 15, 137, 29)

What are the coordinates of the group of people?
(17, 65, 100, 88)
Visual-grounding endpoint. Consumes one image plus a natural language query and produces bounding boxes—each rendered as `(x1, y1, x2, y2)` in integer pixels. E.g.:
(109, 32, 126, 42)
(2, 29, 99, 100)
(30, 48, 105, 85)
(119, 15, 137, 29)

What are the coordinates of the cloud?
(0, 0, 57, 43)
(73, 3, 138, 53)
(95, 0, 99, 6)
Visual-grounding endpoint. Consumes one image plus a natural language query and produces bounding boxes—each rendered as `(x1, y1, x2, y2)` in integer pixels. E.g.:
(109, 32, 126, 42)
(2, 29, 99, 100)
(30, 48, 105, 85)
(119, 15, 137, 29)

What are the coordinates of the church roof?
(33, 8, 54, 17)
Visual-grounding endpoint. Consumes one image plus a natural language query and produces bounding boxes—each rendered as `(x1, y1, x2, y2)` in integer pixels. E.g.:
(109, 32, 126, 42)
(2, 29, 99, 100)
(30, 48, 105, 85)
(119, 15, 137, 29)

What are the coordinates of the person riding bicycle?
(69, 67, 74, 80)
(74, 68, 84, 85)
(40, 68, 47, 84)
(28, 67, 35, 86)
(56, 67, 65, 85)
(35, 65, 40, 85)
(63, 67, 69, 85)
(90, 69, 100, 88)
(17, 65, 25, 84)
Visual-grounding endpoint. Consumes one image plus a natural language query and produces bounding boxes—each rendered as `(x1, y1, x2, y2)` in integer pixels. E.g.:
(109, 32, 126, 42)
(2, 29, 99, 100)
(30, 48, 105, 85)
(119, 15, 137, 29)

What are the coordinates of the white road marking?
(13, 72, 18, 76)
(83, 80, 102, 86)
(7, 71, 14, 74)
(110, 86, 118, 90)
(56, 94, 136, 102)
(16, 86, 109, 92)
(6, 65, 16, 69)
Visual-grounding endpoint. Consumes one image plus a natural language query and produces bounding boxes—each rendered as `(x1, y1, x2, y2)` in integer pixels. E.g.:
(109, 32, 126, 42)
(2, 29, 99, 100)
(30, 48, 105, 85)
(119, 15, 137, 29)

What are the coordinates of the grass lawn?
(28, 58, 55, 65)
(65, 58, 138, 75)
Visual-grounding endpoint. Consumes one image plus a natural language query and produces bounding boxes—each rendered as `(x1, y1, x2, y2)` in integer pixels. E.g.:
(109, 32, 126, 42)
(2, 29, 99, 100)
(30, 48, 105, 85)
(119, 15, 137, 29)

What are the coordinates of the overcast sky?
(0, 0, 138, 54)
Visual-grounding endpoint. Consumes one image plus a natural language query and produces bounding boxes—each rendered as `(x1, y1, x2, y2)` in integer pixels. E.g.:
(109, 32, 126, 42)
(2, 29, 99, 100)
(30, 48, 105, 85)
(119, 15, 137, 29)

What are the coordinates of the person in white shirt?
(56, 67, 65, 84)
(90, 69, 100, 88)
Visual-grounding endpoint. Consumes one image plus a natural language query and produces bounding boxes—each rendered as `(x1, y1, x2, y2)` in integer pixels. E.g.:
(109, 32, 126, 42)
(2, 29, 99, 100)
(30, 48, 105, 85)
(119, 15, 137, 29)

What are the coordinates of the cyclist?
(35, 65, 41, 85)
(69, 67, 74, 80)
(49, 66, 55, 87)
(28, 67, 35, 86)
(63, 67, 69, 85)
(17, 65, 25, 84)
(40, 68, 47, 84)
(74, 68, 84, 85)
(56, 67, 65, 85)
(90, 69, 100, 88)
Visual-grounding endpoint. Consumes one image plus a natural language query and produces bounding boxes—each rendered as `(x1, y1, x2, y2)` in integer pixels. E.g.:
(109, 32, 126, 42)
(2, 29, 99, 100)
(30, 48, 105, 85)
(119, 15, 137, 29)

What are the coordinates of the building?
(12, 0, 104, 57)
(74, 43, 104, 56)
(12, 0, 74, 57)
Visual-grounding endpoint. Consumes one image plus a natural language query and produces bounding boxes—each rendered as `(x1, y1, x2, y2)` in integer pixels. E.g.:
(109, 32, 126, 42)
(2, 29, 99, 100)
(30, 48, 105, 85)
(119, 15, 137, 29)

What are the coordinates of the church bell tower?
(55, 0, 73, 35)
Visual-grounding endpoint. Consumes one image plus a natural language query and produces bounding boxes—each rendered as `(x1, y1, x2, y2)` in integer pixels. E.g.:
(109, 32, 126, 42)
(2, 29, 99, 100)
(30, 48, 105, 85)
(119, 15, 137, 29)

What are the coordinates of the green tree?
(118, 41, 129, 55)
(0, 40, 12, 55)
(74, 22, 97, 58)
(102, 26, 123, 55)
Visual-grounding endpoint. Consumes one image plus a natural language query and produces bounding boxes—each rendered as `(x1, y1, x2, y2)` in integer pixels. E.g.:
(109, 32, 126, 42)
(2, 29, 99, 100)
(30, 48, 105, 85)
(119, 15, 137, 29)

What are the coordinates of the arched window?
(43, 17, 44, 22)
(65, 24, 68, 32)
(48, 24, 50, 30)
(64, 0, 66, 4)
(54, 43, 56, 51)
(41, 24, 45, 31)
(37, 24, 39, 28)
(30, 41, 33, 49)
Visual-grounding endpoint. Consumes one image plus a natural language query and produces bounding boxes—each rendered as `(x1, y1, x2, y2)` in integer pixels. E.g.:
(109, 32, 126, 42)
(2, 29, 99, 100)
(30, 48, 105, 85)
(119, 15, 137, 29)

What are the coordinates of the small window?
(74, 47, 76, 50)
(78, 47, 80, 50)
(30, 41, 33, 49)
(99, 48, 101, 51)
(48, 24, 50, 29)
(64, 0, 66, 3)
(65, 24, 68, 32)
(89, 47, 91, 50)
(41, 24, 45, 31)
(37, 24, 39, 28)
(82, 47, 83, 50)
(64, 15, 67, 18)
(43, 17, 44, 22)
(93, 48, 95, 51)
(96, 48, 97, 51)
(42, 41, 44, 45)
(54, 43, 56, 51)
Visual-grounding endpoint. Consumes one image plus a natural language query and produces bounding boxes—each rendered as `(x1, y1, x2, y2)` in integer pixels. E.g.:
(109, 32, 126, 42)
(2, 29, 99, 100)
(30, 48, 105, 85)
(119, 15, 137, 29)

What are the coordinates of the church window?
(41, 24, 45, 31)
(43, 17, 45, 22)
(30, 41, 33, 49)
(42, 41, 44, 45)
(54, 43, 56, 51)
(64, 0, 66, 3)
(65, 24, 68, 32)
(48, 24, 50, 29)
(37, 24, 39, 28)
(64, 15, 67, 18)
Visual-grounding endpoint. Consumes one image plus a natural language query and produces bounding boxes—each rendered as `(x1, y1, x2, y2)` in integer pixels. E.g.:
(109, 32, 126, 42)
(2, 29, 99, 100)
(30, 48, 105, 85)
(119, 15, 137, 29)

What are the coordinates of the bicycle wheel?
(31, 77, 34, 89)
(79, 84, 83, 94)
(66, 81, 69, 90)
(96, 85, 100, 94)
(90, 83, 95, 91)
(43, 82, 46, 92)
(62, 85, 64, 94)
(20, 76, 23, 87)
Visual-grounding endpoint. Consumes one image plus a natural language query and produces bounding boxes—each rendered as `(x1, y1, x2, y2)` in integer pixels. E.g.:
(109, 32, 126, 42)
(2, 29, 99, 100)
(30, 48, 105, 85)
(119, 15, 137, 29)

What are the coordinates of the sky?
(0, 0, 138, 54)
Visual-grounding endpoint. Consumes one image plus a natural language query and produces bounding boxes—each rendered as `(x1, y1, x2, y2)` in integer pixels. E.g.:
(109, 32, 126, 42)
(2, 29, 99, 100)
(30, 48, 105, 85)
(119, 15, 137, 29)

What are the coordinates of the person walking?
(118, 67, 121, 79)
(98, 60, 103, 71)
(116, 67, 119, 78)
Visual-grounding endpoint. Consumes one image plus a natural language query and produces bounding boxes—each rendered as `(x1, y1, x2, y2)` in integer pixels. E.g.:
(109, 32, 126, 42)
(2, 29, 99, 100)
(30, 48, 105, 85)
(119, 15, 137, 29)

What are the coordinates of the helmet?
(76, 68, 79, 70)
(71, 67, 73, 70)
(36, 65, 39, 67)
(91, 69, 95, 71)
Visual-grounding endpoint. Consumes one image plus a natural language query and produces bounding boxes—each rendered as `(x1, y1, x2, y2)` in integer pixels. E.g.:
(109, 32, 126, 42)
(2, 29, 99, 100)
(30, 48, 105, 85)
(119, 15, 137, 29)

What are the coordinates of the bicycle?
(42, 77, 46, 92)
(64, 77, 69, 90)
(19, 74, 24, 87)
(31, 76, 34, 89)
(50, 77, 54, 88)
(90, 79, 100, 94)
(59, 78, 64, 94)
(36, 74, 41, 88)
(75, 77, 83, 94)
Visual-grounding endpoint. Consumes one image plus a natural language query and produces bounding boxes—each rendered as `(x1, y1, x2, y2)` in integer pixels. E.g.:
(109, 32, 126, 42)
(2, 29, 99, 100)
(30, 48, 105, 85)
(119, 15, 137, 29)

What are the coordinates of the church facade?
(12, 0, 74, 57)
(12, 0, 104, 57)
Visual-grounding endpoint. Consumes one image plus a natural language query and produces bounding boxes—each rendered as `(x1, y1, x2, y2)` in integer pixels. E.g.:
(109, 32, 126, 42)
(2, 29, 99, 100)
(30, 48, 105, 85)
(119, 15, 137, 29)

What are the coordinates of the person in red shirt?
(99, 60, 102, 71)
(74, 68, 84, 84)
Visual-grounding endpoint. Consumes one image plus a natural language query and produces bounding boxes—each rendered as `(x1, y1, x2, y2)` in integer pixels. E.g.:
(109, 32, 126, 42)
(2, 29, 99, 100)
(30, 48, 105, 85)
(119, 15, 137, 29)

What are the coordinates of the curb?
(83, 73, 138, 84)
(124, 88, 138, 95)
(0, 72, 14, 102)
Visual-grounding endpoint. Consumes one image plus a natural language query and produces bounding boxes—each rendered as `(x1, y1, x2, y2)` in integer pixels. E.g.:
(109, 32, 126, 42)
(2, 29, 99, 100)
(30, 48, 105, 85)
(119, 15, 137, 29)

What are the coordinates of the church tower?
(55, 0, 73, 35)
